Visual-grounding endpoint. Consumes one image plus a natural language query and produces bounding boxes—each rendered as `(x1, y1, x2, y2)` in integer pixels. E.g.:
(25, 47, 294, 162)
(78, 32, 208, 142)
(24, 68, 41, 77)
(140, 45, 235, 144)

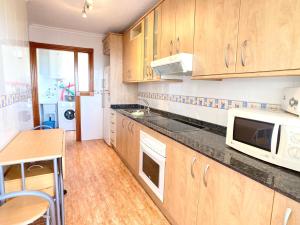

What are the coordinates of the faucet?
(140, 99, 150, 114)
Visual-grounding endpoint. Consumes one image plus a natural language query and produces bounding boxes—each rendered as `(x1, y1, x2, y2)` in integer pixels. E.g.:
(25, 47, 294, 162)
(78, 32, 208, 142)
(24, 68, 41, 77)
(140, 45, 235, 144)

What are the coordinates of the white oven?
(139, 130, 166, 202)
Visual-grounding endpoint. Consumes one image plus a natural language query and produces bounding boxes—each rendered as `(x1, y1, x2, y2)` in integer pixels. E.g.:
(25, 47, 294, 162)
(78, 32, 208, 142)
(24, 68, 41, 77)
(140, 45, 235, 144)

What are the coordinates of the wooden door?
(197, 157, 274, 225)
(193, 0, 240, 76)
(160, 0, 176, 58)
(164, 141, 202, 225)
(271, 192, 300, 225)
(126, 121, 140, 175)
(236, 0, 300, 73)
(175, 0, 195, 54)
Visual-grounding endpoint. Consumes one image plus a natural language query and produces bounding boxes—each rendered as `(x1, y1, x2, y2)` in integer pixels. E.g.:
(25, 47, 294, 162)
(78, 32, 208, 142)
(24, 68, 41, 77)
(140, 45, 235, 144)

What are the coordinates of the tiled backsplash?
(138, 92, 281, 111)
(138, 76, 300, 126)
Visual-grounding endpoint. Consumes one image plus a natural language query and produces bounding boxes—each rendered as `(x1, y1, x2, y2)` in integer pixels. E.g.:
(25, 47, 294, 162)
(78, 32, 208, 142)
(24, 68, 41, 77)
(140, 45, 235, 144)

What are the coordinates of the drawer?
(4, 161, 54, 195)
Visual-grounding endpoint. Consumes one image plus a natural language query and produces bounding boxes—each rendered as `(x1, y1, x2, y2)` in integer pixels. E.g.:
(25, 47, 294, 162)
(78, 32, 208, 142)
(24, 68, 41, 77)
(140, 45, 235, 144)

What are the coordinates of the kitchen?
(0, 0, 300, 225)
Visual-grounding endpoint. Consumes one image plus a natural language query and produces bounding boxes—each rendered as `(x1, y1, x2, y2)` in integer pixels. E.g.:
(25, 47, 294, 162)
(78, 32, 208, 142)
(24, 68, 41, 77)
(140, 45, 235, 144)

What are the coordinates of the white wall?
(29, 24, 104, 140)
(138, 76, 300, 126)
(0, 0, 33, 150)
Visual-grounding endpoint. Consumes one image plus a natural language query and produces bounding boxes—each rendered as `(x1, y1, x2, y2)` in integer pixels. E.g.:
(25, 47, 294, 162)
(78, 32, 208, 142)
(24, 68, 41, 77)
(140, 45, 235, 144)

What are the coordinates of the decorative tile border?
(0, 89, 32, 109)
(138, 92, 281, 111)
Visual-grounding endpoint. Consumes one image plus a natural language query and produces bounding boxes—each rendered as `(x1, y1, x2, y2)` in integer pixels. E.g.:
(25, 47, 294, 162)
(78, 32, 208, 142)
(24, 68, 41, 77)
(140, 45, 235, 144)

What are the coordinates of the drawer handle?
(190, 157, 197, 178)
(283, 208, 292, 225)
(176, 37, 180, 54)
(27, 164, 44, 171)
(122, 118, 125, 128)
(127, 122, 132, 132)
(203, 164, 210, 187)
(169, 40, 173, 56)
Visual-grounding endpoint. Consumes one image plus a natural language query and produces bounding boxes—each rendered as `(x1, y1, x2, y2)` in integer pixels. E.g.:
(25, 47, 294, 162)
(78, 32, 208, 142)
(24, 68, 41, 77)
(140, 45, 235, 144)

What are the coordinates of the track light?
(81, 0, 93, 18)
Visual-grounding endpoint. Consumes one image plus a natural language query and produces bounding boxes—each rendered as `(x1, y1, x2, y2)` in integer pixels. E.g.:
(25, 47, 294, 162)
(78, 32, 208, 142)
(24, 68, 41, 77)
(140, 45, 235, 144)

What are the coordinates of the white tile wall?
(138, 76, 300, 126)
(0, 0, 33, 150)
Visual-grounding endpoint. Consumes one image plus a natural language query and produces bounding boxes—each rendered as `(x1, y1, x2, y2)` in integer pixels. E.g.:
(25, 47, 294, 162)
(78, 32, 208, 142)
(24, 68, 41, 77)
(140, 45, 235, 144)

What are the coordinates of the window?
(76, 51, 94, 96)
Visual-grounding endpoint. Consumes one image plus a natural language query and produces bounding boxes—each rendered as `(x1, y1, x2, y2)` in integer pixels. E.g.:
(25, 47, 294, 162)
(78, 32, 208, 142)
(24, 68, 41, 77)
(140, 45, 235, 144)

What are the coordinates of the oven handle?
(140, 141, 166, 163)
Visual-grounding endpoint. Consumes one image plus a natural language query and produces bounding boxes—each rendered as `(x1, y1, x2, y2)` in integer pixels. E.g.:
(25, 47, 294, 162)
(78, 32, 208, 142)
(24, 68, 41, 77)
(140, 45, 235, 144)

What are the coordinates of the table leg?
(0, 165, 4, 205)
(59, 158, 65, 225)
(53, 158, 61, 225)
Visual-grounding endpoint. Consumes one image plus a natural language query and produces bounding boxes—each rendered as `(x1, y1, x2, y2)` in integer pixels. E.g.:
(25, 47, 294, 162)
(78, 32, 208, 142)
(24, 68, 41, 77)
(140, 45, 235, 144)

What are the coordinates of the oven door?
(139, 141, 166, 202)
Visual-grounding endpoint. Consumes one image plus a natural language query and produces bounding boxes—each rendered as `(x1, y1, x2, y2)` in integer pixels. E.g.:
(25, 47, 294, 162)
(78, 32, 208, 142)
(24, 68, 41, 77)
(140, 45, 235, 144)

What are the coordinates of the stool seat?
(0, 196, 49, 225)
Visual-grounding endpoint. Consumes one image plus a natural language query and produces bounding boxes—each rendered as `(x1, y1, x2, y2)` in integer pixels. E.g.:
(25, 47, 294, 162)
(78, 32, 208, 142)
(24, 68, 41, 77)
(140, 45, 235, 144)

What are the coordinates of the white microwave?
(226, 108, 300, 172)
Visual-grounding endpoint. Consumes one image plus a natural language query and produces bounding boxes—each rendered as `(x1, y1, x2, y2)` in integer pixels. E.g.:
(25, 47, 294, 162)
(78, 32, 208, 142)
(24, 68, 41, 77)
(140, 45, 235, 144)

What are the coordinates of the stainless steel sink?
(121, 109, 159, 118)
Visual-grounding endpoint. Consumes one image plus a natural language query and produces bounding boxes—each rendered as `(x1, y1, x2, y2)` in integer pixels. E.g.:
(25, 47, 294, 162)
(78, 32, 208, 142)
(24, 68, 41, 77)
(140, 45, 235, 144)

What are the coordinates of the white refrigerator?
(102, 66, 111, 145)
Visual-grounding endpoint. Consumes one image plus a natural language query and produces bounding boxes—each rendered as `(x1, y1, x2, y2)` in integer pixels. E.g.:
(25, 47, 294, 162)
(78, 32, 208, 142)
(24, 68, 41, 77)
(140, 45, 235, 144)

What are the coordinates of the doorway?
(29, 42, 94, 141)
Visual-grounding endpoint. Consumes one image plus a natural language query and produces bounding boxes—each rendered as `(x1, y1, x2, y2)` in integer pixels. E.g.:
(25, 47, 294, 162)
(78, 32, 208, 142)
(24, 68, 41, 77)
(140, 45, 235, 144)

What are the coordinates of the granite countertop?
(111, 104, 300, 203)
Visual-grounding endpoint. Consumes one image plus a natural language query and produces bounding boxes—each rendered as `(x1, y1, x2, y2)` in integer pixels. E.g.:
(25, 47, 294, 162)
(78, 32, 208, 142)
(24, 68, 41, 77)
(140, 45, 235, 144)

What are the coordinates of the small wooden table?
(0, 129, 65, 225)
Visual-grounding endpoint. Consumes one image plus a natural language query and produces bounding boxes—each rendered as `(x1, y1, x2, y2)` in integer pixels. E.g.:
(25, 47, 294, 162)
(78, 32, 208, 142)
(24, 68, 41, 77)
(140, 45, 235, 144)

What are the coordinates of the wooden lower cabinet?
(116, 113, 140, 175)
(197, 156, 274, 225)
(163, 141, 202, 225)
(271, 192, 300, 225)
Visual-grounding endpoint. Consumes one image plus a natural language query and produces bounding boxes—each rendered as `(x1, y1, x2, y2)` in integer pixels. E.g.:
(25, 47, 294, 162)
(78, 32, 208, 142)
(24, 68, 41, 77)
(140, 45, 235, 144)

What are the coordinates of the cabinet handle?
(127, 122, 132, 132)
(122, 119, 125, 128)
(190, 157, 197, 178)
(130, 123, 134, 134)
(225, 44, 230, 68)
(169, 40, 173, 56)
(176, 37, 180, 54)
(203, 164, 210, 187)
(241, 40, 248, 67)
(283, 208, 292, 225)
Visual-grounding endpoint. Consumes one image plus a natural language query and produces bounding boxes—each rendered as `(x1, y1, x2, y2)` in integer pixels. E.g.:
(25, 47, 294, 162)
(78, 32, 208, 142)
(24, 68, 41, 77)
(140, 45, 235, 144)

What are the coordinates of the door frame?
(29, 42, 94, 141)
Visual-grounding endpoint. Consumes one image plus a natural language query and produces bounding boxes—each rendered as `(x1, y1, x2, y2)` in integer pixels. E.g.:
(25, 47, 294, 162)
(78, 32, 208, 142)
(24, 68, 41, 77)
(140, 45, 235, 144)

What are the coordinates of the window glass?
(78, 52, 90, 92)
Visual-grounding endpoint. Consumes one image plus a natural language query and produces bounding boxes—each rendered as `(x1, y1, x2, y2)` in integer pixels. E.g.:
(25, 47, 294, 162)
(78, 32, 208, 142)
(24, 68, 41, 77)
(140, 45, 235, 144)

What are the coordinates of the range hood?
(151, 53, 193, 79)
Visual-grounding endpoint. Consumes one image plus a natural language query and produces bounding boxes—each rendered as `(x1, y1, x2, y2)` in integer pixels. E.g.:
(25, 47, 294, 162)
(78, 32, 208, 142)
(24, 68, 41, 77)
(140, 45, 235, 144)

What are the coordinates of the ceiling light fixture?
(81, 0, 94, 18)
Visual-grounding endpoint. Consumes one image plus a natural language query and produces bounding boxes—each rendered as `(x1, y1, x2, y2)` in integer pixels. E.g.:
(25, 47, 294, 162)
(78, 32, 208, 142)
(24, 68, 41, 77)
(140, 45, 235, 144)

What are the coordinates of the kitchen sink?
(121, 109, 160, 118)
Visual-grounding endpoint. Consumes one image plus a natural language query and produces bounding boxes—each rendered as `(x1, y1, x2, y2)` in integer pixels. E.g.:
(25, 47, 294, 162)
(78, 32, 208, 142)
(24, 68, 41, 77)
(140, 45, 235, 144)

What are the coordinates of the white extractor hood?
(150, 53, 193, 79)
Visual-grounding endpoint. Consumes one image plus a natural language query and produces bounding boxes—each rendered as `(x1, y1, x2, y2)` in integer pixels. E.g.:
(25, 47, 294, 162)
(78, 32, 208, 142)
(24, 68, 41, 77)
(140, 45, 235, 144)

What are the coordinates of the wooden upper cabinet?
(160, 0, 195, 58)
(160, 0, 176, 58)
(175, 0, 195, 54)
(193, 0, 240, 76)
(236, 0, 300, 73)
(144, 11, 155, 81)
(123, 30, 132, 82)
(271, 192, 300, 225)
(164, 141, 202, 225)
(123, 21, 144, 82)
(197, 156, 274, 225)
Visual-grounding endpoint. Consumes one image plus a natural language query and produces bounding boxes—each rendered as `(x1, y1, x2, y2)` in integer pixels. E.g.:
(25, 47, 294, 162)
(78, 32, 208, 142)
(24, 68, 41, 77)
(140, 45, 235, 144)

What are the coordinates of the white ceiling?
(27, 0, 157, 34)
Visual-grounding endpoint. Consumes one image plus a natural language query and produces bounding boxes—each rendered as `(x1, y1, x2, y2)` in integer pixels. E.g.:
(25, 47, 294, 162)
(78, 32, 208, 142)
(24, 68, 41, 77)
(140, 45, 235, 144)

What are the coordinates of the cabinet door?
(236, 0, 300, 73)
(130, 21, 144, 82)
(197, 157, 274, 225)
(271, 192, 300, 225)
(175, 0, 195, 54)
(144, 12, 154, 81)
(126, 121, 140, 175)
(116, 113, 124, 154)
(160, 0, 176, 58)
(164, 141, 201, 225)
(193, 0, 240, 76)
(123, 31, 132, 82)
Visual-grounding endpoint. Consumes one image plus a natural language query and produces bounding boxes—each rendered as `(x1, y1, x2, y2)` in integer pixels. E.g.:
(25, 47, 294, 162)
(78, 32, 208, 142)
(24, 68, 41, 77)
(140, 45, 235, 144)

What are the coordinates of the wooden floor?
(64, 132, 170, 225)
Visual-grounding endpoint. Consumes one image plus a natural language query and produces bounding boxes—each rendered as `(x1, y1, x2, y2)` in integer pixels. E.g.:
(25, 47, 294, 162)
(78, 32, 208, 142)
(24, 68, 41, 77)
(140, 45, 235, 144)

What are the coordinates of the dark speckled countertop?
(111, 104, 300, 203)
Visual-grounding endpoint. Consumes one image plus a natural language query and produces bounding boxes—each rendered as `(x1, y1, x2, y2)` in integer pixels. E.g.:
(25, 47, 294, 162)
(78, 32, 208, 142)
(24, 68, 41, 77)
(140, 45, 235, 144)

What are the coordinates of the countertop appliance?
(282, 87, 300, 116)
(139, 130, 166, 202)
(226, 108, 300, 172)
